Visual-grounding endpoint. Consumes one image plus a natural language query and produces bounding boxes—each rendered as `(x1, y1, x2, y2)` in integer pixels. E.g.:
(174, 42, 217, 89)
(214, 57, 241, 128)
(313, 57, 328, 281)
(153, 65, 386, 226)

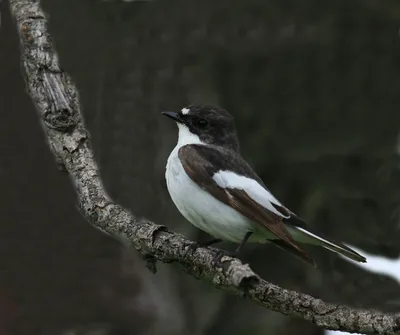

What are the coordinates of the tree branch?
(9, 0, 400, 333)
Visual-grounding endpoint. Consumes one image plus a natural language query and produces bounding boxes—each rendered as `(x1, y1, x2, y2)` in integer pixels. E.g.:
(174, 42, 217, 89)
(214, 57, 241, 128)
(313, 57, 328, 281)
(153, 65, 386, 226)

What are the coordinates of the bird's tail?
(289, 226, 367, 263)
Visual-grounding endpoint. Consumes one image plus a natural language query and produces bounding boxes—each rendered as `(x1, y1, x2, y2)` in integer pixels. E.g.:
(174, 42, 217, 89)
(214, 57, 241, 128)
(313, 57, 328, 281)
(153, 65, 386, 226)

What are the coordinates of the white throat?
(176, 123, 203, 149)
(166, 123, 204, 178)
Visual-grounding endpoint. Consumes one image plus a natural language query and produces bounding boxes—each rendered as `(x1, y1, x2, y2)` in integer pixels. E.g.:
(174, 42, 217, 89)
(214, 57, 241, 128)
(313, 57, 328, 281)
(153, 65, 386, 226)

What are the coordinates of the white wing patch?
(212, 170, 289, 218)
(181, 107, 190, 115)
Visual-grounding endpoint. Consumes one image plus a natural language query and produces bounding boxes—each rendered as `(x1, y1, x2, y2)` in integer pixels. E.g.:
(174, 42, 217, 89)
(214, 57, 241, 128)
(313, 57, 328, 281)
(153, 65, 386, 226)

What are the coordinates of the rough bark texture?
(9, 0, 400, 334)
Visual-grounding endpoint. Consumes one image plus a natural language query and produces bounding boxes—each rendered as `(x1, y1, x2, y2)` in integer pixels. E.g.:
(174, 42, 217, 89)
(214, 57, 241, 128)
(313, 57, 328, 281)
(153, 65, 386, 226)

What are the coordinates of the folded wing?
(178, 144, 315, 266)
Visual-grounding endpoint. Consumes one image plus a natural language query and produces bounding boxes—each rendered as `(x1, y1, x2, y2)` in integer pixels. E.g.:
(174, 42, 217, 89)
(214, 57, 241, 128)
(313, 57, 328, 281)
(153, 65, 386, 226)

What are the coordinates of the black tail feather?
(270, 239, 316, 267)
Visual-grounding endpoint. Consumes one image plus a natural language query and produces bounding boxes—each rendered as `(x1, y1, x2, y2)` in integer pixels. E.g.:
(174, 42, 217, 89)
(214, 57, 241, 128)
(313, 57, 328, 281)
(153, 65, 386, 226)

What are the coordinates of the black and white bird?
(162, 105, 366, 266)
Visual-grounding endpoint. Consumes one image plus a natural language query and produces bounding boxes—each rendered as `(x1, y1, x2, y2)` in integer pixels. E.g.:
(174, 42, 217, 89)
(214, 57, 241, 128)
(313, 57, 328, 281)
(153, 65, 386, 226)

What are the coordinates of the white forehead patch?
(181, 108, 190, 115)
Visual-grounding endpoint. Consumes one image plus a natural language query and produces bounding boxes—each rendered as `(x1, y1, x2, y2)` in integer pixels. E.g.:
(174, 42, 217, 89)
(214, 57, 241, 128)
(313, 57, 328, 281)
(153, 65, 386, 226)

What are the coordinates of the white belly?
(165, 148, 266, 243)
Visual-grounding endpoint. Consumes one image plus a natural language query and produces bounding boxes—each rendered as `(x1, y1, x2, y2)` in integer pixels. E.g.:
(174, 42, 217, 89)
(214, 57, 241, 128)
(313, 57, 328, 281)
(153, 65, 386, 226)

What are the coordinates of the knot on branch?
(42, 72, 80, 131)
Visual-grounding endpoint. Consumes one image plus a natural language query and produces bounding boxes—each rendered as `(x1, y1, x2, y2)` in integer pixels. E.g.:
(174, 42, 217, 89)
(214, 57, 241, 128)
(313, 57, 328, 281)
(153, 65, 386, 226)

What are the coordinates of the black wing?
(178, 144, 315, 266)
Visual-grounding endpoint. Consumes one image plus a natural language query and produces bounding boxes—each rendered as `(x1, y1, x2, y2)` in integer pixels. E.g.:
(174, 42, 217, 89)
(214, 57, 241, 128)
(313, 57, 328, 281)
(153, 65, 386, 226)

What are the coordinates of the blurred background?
(1, 0, 400, 334)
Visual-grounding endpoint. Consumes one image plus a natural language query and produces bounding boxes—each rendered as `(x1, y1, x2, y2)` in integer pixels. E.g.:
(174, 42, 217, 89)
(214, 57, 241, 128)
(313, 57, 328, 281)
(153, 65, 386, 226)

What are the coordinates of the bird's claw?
(183, 238, 222, 258)
(212, 249, 237, 267)
(183, 241, 201, 258)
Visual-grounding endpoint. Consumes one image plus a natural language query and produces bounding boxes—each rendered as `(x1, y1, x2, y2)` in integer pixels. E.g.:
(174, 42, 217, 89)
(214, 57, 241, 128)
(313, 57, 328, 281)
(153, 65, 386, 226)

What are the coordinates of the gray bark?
(9, 0, 400, 334)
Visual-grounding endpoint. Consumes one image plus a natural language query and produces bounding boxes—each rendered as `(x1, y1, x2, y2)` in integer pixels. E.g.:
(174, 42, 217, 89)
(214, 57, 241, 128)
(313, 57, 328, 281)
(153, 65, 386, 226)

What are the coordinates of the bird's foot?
(183, 238, 222, 258)
(183, 241, 200, 258)
(212, 249, 237, 268)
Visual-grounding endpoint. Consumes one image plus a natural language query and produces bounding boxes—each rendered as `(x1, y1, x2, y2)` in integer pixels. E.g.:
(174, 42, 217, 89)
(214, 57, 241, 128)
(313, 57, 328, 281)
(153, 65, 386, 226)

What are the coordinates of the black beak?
(161, 111, 183, 123)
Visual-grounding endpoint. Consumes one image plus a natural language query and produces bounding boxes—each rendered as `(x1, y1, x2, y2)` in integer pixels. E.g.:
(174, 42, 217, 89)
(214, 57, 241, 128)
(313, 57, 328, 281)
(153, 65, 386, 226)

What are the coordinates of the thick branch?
(9, 0, 400, 334)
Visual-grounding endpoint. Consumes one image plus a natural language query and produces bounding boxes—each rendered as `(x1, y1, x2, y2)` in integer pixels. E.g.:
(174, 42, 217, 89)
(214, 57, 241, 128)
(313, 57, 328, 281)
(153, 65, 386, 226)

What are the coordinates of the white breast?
(166, 150, 257, 242)
(165, 125, 266, 243)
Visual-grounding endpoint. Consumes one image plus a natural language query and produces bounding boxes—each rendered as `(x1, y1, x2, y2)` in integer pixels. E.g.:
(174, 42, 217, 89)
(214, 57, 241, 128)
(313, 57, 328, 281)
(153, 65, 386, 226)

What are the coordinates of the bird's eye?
(197, 119, 208, 128)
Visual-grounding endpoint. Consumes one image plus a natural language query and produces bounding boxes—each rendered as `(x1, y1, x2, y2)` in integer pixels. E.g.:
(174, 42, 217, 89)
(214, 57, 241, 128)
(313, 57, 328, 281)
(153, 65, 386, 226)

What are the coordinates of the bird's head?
(162, 104, 239, 152)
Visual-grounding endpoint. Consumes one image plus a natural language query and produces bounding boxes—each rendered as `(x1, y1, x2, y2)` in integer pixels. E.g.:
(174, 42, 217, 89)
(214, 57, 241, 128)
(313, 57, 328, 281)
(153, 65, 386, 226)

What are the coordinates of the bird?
(162, 104, 366, 266)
